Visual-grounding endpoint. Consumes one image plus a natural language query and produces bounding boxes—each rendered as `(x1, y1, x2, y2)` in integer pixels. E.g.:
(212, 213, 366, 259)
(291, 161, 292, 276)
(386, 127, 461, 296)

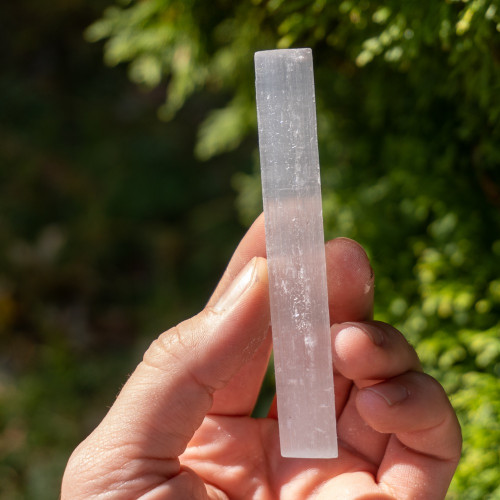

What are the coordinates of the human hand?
(62, 214, 461, 499)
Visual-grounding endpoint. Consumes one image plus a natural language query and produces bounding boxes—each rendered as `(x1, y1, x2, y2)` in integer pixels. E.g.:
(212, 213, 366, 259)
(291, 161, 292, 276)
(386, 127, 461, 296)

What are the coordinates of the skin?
(62, 214, 462, 499)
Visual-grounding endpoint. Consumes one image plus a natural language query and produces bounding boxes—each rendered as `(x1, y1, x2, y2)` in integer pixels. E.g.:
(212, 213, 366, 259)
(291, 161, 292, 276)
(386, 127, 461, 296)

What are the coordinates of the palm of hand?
(182, 387, 384, 500)
(181, 364, 411, 500)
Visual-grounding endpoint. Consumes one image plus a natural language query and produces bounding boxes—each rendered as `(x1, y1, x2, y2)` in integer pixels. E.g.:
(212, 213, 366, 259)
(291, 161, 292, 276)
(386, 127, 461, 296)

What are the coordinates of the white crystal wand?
(255, 48, 338, 458)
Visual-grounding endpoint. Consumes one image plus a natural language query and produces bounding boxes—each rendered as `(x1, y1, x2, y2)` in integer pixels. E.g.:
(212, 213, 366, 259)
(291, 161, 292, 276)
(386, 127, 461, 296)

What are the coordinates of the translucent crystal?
(255, 48, 337, 458)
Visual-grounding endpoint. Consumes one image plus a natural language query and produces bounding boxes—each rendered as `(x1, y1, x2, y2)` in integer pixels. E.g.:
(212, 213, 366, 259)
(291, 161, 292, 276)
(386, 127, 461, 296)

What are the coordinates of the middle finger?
(331, 321, 421, 387)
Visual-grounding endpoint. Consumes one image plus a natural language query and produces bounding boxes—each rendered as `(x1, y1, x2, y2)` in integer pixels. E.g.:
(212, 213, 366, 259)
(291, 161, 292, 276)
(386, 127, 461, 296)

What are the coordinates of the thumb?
(63, 257, 270, 495)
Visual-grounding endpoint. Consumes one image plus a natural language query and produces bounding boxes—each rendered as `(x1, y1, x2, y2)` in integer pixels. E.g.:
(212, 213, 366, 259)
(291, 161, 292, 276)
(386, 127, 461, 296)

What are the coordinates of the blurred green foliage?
(2, 0, 500, 498)
(0, 1, 245, 498)
(87, 0, 500, 498)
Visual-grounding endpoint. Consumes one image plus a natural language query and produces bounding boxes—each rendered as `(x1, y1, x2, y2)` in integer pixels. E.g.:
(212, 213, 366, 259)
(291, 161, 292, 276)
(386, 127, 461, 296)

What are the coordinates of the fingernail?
(213, 258, 258, 313)
(365, 383, 409, 406)
(344, 322, 384, 346)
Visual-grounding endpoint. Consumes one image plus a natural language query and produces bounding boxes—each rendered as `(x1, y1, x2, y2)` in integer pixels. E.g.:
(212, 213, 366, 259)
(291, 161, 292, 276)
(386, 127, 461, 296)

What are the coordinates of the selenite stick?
(255, 48, 338, 458)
